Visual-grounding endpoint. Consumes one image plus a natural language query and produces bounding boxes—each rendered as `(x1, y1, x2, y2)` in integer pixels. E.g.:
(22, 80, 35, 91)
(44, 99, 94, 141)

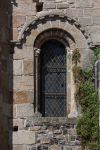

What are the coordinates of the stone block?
(13, 46, 34, 60)
(16, 103, 34, 117)
(30, 126, 41, 131)
(13, 130, 35, 144)
(13, 48, 23, 60)
(82, 48, 94, 69)
(76, 0, 93, 8)
(13, 28, 19, 41)
(91, 33, 100, 44)
(65, 8, 83, 17)
(93, 0, 100, 8)
(13, 104, 16, 118)
(57, 3, 69, 9)
(13, 15, 26, 28)
(56, 0, 66, 2)
(14, 91, 34, 104)
(13, 119, 24, 130)
(40, 138, 50, 144)
(84, 8, 100, 17)
(13, 76, 34, 90)
(93, 17, 100, 25)
(72, 9, 83, 17)
(13, 3, 36, 16)
(13, 145, 24, 150)
(43, 3, 56, 9)
(67, 0, 75, 7)
(50, 144, 60, 150)
(78, 17, 92, 26)
(16, 0, 32, 4)
(86, 25, 100, 34)
(13, 60, 22, 75)
(23, 60, 33, 75)
(67, 0, 75, 4)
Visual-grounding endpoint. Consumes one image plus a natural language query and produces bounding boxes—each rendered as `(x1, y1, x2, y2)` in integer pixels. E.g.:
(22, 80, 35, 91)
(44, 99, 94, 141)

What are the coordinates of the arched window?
(39, 40, 67, 117)
(34, 28, 73, 117)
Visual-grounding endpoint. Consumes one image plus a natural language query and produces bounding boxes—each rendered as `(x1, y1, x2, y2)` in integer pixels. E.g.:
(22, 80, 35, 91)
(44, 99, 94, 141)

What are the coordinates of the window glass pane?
(40, 40, 66, 117)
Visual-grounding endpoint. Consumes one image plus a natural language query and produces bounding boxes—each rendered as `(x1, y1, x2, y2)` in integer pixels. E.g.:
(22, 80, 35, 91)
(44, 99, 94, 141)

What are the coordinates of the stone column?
(67, 50, 72, 117)
(34, 48, 42, 117)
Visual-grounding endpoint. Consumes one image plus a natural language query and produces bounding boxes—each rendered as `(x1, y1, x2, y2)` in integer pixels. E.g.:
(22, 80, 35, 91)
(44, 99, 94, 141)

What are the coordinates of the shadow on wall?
(0, 0, 14, 149)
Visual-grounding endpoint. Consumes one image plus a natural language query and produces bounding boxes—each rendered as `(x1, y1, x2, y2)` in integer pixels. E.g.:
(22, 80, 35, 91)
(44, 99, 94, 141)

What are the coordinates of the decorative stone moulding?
(13, 10, 93, 48)
(11, 10, 95, 118)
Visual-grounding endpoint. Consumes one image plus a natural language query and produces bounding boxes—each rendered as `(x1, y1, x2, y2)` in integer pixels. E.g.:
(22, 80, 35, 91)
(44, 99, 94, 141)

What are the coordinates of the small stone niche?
(36, 2, 43, 12)
(13, 126, 18, 132)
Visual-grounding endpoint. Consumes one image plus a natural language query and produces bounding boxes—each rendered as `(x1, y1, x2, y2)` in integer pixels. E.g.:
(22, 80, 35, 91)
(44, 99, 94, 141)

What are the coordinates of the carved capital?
(67, 51, 72, 60)
(34, 48, 41, 57)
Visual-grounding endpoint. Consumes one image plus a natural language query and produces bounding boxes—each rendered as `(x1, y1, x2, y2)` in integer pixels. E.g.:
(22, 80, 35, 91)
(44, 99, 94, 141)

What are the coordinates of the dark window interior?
(39, 39, 67, 117)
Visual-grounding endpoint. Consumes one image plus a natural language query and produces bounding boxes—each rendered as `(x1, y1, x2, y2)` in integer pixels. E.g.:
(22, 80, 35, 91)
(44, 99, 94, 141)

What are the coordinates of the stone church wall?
(8, 0, 100, 149)
(12, 0, 100, 45)
(0, 0, 12, 149)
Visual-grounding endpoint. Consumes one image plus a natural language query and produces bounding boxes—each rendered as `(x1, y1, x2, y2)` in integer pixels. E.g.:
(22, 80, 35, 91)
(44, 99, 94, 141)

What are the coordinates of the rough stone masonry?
(0, 0, 100, 150)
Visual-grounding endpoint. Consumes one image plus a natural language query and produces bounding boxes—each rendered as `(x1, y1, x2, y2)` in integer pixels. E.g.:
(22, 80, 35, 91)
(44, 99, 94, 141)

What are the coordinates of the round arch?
(16, 11, 92, 49)
(14, 11, 93, 118)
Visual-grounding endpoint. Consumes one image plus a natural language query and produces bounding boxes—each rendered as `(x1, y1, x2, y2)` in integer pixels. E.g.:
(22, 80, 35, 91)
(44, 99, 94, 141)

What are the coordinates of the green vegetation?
(72, 48, 100, 150)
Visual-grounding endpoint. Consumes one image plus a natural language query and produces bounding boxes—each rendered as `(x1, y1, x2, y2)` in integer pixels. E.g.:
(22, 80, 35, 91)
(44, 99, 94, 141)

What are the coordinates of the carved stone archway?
(34, 28, 74, 117)
(14, 11, 93, 118)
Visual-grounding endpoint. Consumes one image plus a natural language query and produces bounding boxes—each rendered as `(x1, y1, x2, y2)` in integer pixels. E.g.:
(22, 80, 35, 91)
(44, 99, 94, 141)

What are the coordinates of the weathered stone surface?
(13, 28, 19, 41)
(14, 91, 34, 104)
(93, 0, 100, 8)
(13, 76, 34, 90)
(65, 8, 83, 17)
(13, 105, 16, 118)
(13, 145, 24, 150)
(93, 17, 100, 25)
(30, 126, 41, 131)
(13, 60, 22, 75)
(86, 25, 100, 34)
(57, 3, 69, 9)
(16, 103, 34, 117)
(13, 15, 26, 28)
(13, 46, 34, 60)
(23, 60, 33, 75)
(6, 0, 100, 149)
(43, 3, 56, 9)
(50, 144, 60, 150)
(84, 8, 100, 17)
(76, 0, 93, 8)
(13, 119, 24, 130)
(91, 33, 100, 44)
(13, 130, 35, 144)
(9, 118, 24, 130)
(13, 2, 36, 16)
(82, 48, 94, 69)
(40, 138, 50, 144)
(78, 17, 92, 26)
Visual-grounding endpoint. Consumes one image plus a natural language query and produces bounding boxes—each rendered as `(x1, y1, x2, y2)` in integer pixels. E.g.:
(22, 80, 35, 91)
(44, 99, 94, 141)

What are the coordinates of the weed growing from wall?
(72, 48, 100, 150)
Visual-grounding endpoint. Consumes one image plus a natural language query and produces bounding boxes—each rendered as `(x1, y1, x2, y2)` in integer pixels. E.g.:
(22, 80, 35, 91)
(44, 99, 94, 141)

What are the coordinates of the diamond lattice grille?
(40, 40, 66, 117)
